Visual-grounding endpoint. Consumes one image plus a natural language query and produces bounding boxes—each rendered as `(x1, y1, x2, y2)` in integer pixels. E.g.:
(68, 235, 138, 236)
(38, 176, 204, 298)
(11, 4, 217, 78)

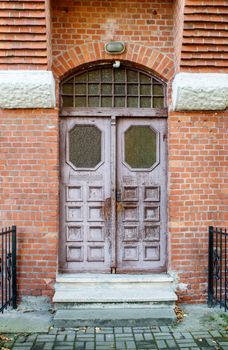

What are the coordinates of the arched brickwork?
(52, 42, 174, 82)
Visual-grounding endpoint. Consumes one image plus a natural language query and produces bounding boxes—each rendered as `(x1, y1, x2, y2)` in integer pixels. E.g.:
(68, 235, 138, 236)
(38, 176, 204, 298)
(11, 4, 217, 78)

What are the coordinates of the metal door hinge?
(163, 134, 167, 141)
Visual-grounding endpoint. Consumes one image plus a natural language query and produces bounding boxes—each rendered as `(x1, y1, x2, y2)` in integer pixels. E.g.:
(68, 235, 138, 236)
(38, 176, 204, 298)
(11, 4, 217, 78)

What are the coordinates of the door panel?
(116, 118, 167, 272)
(59, 117, 112, 272)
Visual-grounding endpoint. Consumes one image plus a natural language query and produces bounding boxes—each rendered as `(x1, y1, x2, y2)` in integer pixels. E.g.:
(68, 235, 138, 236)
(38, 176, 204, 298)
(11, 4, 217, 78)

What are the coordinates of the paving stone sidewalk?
(1, 305, 228, 350)
(1, 326, 228, 350)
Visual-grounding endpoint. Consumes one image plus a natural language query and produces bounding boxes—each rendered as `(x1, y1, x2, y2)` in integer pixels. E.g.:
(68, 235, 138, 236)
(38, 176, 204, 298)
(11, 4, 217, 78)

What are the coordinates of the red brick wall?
(0, 109, 59, 297)
(1, 0, 227, 73)
(52, 43, 174, 84)
(0, 0, 50, 69)
(51, 0, 174, 61)
(181, 0, 228, 72)
(173, 0, 185, 73)
(1, 0, 228, 303)
(168, 111, 228, 302)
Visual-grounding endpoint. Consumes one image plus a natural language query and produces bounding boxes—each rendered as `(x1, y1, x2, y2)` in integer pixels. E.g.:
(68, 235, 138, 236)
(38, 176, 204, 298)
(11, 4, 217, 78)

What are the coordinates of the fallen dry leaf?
(0, 335, 11, 342)
(174, 305, 185, 322)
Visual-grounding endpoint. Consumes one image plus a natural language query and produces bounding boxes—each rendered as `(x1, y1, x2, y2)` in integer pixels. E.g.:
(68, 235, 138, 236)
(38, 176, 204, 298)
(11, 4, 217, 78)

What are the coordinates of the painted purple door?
(116, 118, 167, 273)
(60, 116, 167, 273)
(59, 117, 112, 272)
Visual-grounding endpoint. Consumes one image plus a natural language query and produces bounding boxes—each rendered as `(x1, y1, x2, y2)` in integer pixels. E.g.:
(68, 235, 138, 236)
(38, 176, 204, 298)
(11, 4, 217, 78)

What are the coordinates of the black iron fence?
(208, 226, 228, 311)
(0, 226, 17, 313)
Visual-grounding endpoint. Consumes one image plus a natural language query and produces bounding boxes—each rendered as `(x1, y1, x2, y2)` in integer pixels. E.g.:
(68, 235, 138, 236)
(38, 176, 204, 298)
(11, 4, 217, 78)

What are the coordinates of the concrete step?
(53, 306, 176, 327)
(56, 273, 174, 285)
(53, 273, 177, 306)
(55, 273, 175, 292)
(53, 288, 177, 304)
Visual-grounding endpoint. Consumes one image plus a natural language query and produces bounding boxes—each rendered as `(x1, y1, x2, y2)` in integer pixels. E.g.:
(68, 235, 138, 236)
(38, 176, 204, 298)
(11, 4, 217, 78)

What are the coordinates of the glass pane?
(153, 85, 163, 95)
(62, 96, 73, 107)
(114, 97, 125, 107)
(114, 84, 125, 95)
(125, 126, 156, 169)
(88, 70, 99, 82)
(75, 96, 86, 107)
(114, 68, 125, 82)
(101, 69, 112, 82)
(75, 84, 86, 94)
(101, 84, 112, 95)
(153, 97, 164, 108)
(127, 97, 138, 108)
(140, 97, 151, 108)
(75, 73, 86, 82)
(140, 84, 151, 96)
(62, 67, 166, 109)
(69, 125, 102, 168)
(101, 96, 112, 107)
(127, 70, 138, 82)
(88, 84, 99, 95)
(140, 73, 151, 83)
(127, 84, 138, 95)
(88, 96, 99, 107)
(62, 83, 73, 94)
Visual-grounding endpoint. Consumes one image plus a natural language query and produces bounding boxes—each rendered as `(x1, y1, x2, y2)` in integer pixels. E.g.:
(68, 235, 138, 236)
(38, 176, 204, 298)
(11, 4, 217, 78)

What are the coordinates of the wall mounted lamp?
(105, 41, 125, 55)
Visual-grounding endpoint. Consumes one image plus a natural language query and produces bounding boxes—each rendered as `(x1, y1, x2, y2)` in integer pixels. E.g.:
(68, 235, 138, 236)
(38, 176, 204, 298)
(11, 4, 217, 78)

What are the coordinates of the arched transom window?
(61, 65, 166, 109)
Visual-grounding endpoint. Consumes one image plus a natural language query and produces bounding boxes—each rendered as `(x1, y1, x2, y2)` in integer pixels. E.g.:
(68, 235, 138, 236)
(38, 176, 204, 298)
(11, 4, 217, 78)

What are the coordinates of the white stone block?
(0, 70, 56, 109)
(172, 73, 228, 111)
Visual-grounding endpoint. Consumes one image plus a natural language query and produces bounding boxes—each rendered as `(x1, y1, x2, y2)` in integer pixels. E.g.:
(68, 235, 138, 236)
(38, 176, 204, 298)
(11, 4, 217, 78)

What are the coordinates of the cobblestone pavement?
(1, 326, 228, 350)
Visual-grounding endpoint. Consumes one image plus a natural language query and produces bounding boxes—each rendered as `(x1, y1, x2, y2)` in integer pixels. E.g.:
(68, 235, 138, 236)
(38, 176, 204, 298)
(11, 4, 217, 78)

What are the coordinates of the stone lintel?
(172, 73, 228, 111)
(0, 70, 56, 109)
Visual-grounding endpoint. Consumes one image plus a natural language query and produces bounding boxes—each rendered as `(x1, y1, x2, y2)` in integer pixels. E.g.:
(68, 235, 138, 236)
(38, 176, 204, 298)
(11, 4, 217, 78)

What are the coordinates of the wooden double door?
(59, 116, 167, 273)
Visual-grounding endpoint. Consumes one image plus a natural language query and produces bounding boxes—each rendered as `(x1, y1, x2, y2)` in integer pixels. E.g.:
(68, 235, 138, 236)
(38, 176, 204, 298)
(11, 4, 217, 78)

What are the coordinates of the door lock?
(116, 191, 121, 202)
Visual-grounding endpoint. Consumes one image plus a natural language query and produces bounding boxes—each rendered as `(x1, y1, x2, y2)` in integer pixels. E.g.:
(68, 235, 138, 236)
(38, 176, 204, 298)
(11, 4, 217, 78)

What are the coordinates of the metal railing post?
(208, 226, 214, 307)
(12, 225, 17, 309)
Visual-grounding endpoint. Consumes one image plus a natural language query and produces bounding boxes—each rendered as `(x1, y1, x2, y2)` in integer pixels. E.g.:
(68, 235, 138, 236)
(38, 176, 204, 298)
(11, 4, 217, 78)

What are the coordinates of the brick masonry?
(173, 0, 185, 73)
(0, 0, 49, 69)
(0, 109, 59, 297)
(0, 0, 228, 303)
(51, 0, 174, 60)
(181, 0, 228, 72)
(168, 111, 228, 302)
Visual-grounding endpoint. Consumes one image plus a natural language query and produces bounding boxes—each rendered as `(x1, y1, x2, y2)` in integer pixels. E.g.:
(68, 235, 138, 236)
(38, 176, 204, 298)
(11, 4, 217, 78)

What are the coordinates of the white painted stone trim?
(0, 70, 56, 109)
(172, 73, 228, 111)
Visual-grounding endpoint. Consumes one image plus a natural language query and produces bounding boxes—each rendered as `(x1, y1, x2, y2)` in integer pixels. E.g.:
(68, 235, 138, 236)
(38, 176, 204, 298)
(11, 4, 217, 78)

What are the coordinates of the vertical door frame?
(110, 115, 117, 271)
